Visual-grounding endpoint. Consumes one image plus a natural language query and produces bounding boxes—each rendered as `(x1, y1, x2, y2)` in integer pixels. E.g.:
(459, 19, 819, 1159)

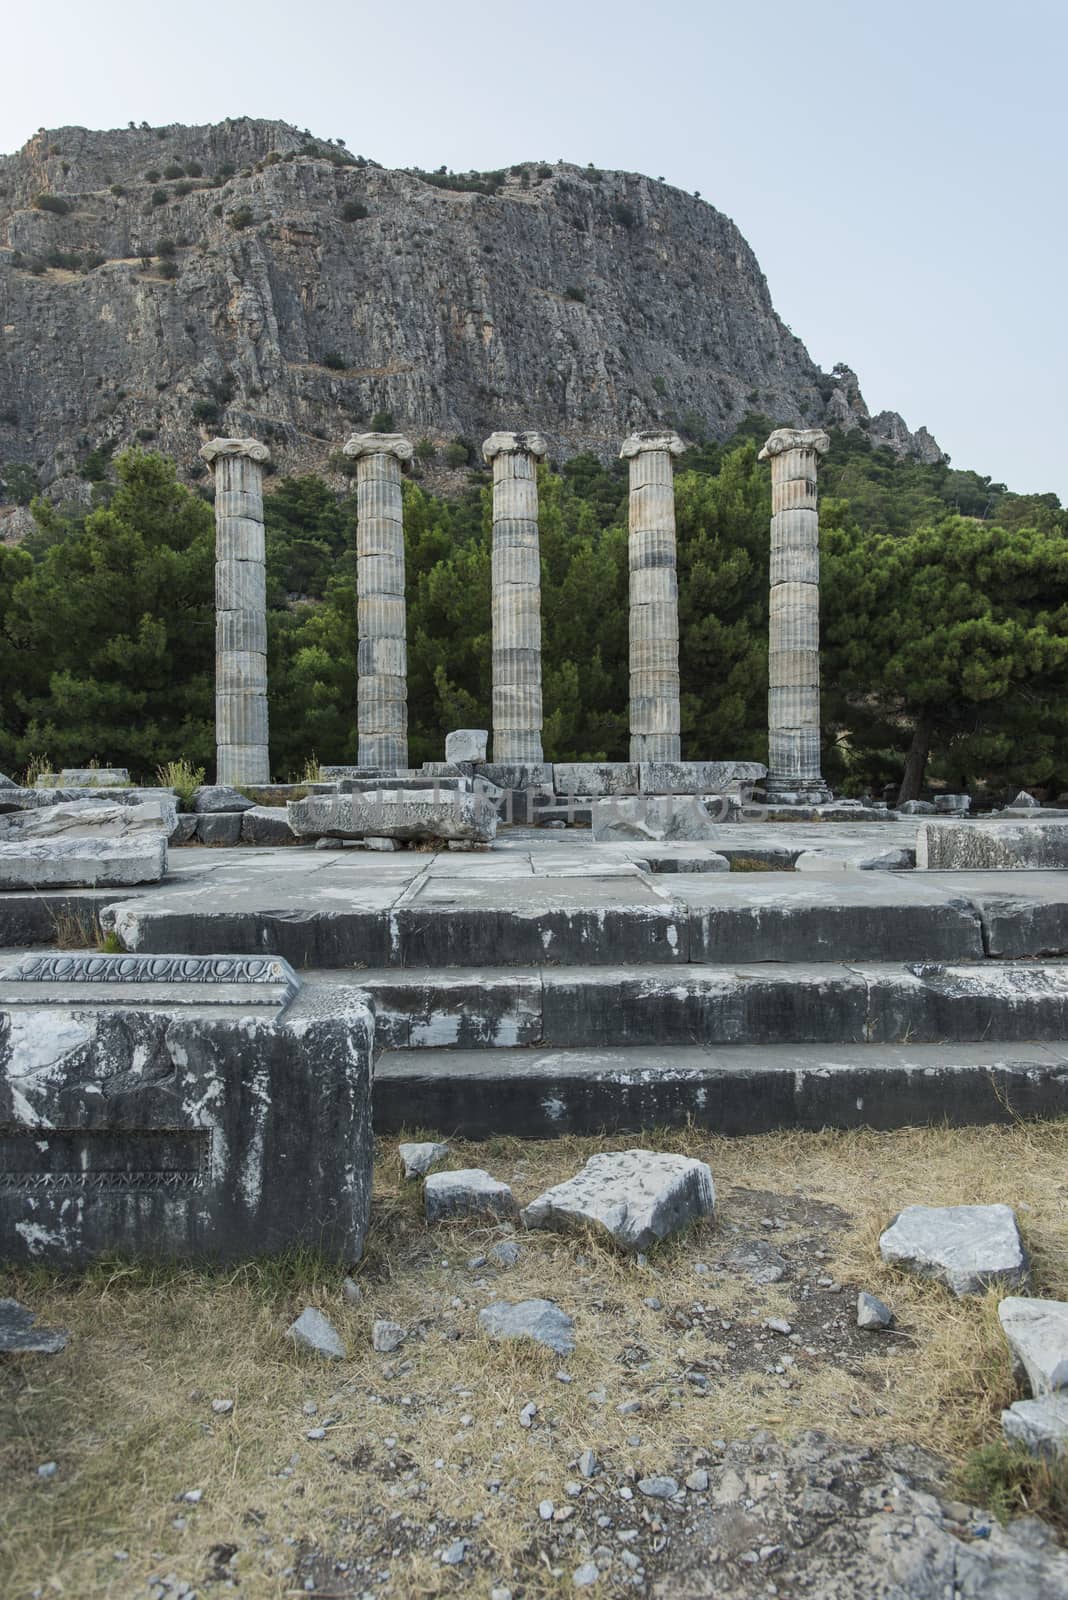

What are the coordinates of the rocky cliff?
(0, 117, 943, 487)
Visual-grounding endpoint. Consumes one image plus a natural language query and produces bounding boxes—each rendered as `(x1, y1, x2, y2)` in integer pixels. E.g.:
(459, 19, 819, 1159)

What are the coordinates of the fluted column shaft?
(621, 431, 685, 763)
(759, 427, 831, 799)
(201, 437, 271, 786)
(344, 432, 414, 769)
(483, 431, 547, 764)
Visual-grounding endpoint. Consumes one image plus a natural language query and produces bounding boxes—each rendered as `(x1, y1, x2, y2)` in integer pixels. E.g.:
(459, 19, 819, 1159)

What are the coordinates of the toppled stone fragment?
(445, 729, 488, 763)
(479, 1299, 576, 1355)
(1011, 791, 1041, 809)
(490, 1239, 521, 1268)
(0, 1298, 69, 1354)
(1002, 1395, 1068, 1458)
(591, 794, 727, 843)
(917, 820, 1068, 870)
(398, 1140, 449, 1179)
(521, 1149, 715, 1254)
(192, 785, 256, 814)
(0, 797, 176, 840)
(879, 1204, 1028, 1296)
(240, 806, 300, 846)
(425, 1168, 518, 1222)
(998, 1297, 1068, 1394)
(857, 1291, 894, 1330)
(0, 832, 167, 889)
(288, 784, 499, 844)
(286, 1307, 345, 1360)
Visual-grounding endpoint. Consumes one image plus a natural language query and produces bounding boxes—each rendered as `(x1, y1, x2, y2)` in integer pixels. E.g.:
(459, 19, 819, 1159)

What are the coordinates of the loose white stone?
(685, 1468, 709, 1491)
(211, 1398, 234, 1415)
(521, 1149, 715, 1253)
(539, 1498, 554, 1519)
(1002, 1394, 1068, 1458)
(372, 1320, 406, 1354)
(573, 1563, 600, 1588)
(878, 1204, 1028, 1296)
(480, 1300, 576, 1356)
(286, 1307, 346, 1360)
(998, 1297, 1068, 1394)
(638, 1475, 679, 1499)
(398, 1140, 449, 1179)
(426, 1168, 518, 1223)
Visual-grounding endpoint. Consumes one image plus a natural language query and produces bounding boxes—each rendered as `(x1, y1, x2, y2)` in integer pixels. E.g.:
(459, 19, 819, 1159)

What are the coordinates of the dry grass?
(2, 1121, 1067, 1598)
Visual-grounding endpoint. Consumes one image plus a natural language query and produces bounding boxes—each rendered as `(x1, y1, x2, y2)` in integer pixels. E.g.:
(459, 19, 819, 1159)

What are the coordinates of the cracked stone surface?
(879, 1204, 1029, 1296)
(522, 1149, 716, 1253)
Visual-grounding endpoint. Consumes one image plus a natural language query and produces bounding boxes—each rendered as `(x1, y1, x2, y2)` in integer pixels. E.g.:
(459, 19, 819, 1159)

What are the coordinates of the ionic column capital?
(482, 430, 549, 464)
(758, 428, 830, 462)
(200, 436, 271, 466)
(620, 430, 685, 461)
(343, 432, 414, 466)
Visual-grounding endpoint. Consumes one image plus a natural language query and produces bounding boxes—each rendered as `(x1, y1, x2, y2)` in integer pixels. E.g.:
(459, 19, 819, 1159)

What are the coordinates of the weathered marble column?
(620, 431, 685, 763)
(343, 432, 414, 769)
(759, 427, 831, 800)
(201, 436, 271, 786)
(482, 430, 547, 765)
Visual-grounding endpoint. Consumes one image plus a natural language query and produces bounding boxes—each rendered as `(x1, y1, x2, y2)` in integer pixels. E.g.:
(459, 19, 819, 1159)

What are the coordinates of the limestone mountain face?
(0, 118, 942, 486)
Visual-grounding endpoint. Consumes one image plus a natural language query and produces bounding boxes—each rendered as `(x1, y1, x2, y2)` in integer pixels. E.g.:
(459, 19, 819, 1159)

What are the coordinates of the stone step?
(351, 960, 1068, 1050)
(372, 1040, 1068, 1137)
(93, 870, 1068, 968)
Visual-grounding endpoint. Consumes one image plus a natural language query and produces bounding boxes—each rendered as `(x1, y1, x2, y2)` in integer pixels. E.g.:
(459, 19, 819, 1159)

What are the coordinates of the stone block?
(170, 814, 198, 844)
(521, 1149, 715, 1253)
(36, 768, 131, 789)
(918, 821, 1068, 870)
(424, 1168, 517, 1222)
(240, 806, 301, 846)
(288, 786, 499, 844)
(0, 953, 374, 1264)
(216, 609, 268, 655)
(0, 834, 167, 890)
(592, 794, 725, 842)
(215, 559, 266, 614)
(998, 1297, 1068, 1395)
(196, 812, 243, 846)
(879, 1203, 1028, 1296)
(1002, 1395, 1068, 1458)
(445, 729, 489, 763)
(0, 798, 176, 840)
(193, 785, 256, 814)
(553, 763, 639, 796)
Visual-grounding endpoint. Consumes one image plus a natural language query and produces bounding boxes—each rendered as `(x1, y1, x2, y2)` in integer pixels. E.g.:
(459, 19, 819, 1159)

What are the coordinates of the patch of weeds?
(97, 930, 124, 954)
(21, 751, 52, 787)
(299, 754, 324, 784)
(959, 1441, 1068, 1536)
(49, 905, 99, 948)
(156, 759, 204, 811)
(729, 855, 791, 871)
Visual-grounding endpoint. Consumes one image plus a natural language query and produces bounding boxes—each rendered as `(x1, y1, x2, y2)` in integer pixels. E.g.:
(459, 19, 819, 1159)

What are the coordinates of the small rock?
(765, 1318, 792, 1335)
(578, 1447, 598, 1479)
(286, 1307, 346, 1360)
(878, 1204, 1028, 1296)
(480, 1299, 576, 1355)
(539, 1498, 554, 1519)
(643, 1296, 662, 1310)
(341, 1277, 362, 1306)
(521, 1149, 715, 1253)
(211, 1398, 234, 1415)
(491, 1589, 513, 1600)
(426, 1168, 518, 1222)
(467, 1254, 488, 1269)
(490, 1239, 521, 1268)
(441, 1539, 467, 1566)
(573, 1563, 600, 1588)
(617, 1399, 642, 1415)
(1010, 790, 1041, 809)
(398, 1140, 449, 1179)
(307, 1427, 326, 1441)
(998, 1297, 1068, 1394)
(302, 1400, 318, 1415)
(181, 1488, 203, 1504)
(857, 1291, 894, 1330)
(372, 1320, 406, 1354)
(36, 1461, 57, 1479)
(685, 1468, 709, 1491)
(520, 1401, 538, 1428)
(638, 1476, 679, 1500)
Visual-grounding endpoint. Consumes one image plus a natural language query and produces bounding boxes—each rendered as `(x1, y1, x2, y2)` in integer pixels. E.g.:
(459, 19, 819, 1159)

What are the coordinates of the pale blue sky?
(5, 0, 1065, 497)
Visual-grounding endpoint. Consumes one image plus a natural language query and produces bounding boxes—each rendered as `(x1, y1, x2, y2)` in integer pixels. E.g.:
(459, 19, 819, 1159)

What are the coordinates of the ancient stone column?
(620, 431, 685, 763)
(482, 431, 548, 765)
(759, 427, 831, 800)
(200, 437, 271, 786)
(343, 432, 414, 769)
